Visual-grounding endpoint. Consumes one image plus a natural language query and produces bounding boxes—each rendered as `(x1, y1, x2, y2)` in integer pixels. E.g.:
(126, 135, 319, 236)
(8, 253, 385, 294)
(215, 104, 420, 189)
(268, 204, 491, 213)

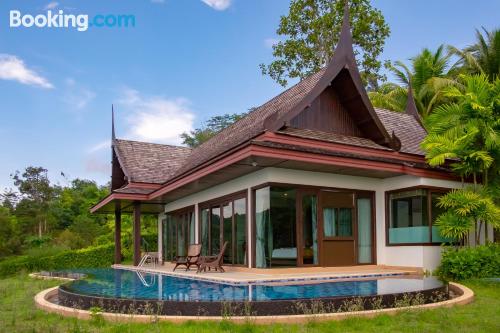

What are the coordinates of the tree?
(421, 74, 500, 244)
(368, 82, 406, 112)
(181, 113, 247, 148)
(0, 206, 21, 258)
(378, 45, 456, 117)
(448, 28, 500, 82)
(260, 0, 390, 88)
(12, 167, 56, 238)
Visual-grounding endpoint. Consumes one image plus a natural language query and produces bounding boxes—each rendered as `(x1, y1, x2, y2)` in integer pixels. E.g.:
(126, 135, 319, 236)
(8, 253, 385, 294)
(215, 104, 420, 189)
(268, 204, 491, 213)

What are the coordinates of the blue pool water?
(61, 268, 443, 302)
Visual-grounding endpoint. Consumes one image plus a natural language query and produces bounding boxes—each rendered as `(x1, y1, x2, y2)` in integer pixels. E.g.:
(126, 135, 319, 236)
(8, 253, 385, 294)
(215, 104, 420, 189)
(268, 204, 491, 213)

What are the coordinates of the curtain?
(311, 196, 318, 264)
(338, 208, 352, 236)
(189, 212, 195, 245)
(255, 188, 270, 268)
(201, 210, 209, 256)
(323, 208, 335, 236)
(357, 198, 372, 263)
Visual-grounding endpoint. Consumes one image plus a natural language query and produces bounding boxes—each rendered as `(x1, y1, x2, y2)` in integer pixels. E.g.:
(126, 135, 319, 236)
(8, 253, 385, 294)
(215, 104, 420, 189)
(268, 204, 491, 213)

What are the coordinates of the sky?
(0, 0, 499, 191)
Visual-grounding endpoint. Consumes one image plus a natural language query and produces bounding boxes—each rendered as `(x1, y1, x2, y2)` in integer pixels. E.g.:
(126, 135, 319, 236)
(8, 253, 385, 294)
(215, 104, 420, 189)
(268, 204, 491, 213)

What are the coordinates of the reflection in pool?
(61, 268, 443, 302)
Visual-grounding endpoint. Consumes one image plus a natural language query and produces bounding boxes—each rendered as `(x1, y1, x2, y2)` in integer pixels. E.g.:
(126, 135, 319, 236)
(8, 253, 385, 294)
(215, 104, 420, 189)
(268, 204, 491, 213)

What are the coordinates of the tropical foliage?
(437, 243, 500, 280)
(260, 0, 390, 88)
(181, 113, 247, 148)
(369, 45, 457, 116)
(449, 28, 500, 81)
(421, 74, 500, 245)
(0, 166, 157, 262)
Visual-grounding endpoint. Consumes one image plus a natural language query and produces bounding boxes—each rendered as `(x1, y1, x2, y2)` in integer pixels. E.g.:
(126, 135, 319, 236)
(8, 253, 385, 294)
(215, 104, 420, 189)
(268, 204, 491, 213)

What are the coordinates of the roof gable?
(264, 3, 400, 150)
(113, 139, 191, 184)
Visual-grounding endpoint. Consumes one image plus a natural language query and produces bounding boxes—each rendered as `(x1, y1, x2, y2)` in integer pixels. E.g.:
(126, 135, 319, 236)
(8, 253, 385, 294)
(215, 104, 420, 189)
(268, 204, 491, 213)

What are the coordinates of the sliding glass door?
(200, 194, 247, 265)
(162, 207, 195, 262)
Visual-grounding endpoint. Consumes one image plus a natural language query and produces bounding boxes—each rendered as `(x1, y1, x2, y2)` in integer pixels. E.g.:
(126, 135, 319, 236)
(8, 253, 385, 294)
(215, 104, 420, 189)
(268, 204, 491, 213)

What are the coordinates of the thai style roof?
(113, 139, 191, 184)
(92, 1, 447, 213)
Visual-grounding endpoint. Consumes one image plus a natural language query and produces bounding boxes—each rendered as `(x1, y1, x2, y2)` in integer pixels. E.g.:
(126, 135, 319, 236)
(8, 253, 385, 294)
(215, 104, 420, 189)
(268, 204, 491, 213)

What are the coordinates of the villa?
(91, 8, 468, 273)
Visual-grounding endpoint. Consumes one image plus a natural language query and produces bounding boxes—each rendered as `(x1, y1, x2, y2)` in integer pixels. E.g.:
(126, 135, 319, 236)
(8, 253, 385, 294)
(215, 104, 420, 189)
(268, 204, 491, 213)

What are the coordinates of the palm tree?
(368, 83, 406, 112)
(449, 28, 500, 82)
(421, 74, 500, 244)
(423, 74, 499, 183)
(370, 45, 456, 117)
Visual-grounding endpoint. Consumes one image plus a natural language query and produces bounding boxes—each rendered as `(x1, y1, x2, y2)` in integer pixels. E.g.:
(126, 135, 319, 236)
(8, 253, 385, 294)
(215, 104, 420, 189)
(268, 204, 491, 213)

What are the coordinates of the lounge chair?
(173, 243, 202, 271)
(197, 241, 228, 273)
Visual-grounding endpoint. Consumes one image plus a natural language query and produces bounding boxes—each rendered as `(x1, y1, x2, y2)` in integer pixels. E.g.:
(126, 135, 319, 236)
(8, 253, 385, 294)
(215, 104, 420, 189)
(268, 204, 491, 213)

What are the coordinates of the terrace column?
(114, 201, 122, 264)
(133, 201, 141, 266)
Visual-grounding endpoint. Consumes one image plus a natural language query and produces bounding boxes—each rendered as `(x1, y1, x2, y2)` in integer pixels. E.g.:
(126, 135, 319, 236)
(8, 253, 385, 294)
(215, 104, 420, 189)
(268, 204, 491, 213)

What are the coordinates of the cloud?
(63, 78, 96, 110)
(118, 88, 195, 145)
(264, 38, 279, 49)
(88, 140, 111, 153)
(0, 54, 53, 89)
(85, 156, 110, 174)
(201, 0, 232, 11)
(44, 2, 59, 10)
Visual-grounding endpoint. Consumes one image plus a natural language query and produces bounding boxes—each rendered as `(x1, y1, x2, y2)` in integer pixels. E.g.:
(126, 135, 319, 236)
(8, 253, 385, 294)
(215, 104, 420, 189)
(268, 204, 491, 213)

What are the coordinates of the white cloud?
(201, 0, 232, 11)
(44, 2, 59, 10)
(63, 78, 96, 110)
(264, 38, 279, 49)
(0, 54, 53, 89)
(85, 156, 109, 174)
(118, 88, 195, 145)
(88, 140, 110, 153)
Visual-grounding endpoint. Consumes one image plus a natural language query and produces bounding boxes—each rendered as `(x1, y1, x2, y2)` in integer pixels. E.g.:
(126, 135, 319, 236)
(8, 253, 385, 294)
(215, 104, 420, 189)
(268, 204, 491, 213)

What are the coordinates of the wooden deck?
(113, 263, 422, 284)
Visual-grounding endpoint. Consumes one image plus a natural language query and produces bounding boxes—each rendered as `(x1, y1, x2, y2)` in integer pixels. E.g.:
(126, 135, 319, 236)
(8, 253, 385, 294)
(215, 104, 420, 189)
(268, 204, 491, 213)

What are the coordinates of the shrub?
(436, 243, 500, 280)
(0, 243, 114, 277)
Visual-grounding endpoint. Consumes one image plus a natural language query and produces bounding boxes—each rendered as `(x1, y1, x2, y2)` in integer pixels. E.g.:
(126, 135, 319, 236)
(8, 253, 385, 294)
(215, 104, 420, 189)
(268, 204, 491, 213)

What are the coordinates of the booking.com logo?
(9, 10, 135, 32)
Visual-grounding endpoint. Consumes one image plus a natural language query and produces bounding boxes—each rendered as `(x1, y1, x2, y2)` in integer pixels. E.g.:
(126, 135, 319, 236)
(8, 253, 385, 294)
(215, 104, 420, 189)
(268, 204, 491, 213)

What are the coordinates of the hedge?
(0, 243, 114, 278)
(436, 243, 500, 280)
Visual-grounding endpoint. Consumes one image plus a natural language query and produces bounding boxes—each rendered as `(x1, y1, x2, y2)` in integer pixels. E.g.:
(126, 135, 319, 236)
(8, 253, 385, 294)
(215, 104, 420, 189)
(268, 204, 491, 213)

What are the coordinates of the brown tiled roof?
(114, 139, 191, 184)
(277, 127, 392, 151)
(375, 108, 427, 155)
(172, 68, 327, 177)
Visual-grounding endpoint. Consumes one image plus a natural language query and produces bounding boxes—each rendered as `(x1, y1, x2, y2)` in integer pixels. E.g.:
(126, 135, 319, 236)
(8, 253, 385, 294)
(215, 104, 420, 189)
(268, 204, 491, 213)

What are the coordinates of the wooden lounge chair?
(197, 241, 228, 273)
(173, 243, 202, 271)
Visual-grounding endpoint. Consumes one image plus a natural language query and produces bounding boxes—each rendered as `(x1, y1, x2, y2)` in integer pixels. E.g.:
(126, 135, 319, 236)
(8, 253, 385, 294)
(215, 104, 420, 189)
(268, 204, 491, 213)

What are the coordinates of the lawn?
(0, 274, 498, 333)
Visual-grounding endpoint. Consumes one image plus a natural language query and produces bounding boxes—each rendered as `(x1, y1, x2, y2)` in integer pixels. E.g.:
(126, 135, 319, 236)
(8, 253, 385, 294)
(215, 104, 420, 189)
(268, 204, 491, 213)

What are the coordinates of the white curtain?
(255, 188, 270, 268)
(323, 208, 335, 237)
(357, 198, 372, 263)
(311, 196, 318, 265)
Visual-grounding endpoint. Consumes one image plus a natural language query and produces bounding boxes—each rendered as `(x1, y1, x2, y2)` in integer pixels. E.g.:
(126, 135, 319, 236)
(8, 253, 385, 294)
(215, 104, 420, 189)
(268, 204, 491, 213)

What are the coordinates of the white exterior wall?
(160, 167, 463, 271)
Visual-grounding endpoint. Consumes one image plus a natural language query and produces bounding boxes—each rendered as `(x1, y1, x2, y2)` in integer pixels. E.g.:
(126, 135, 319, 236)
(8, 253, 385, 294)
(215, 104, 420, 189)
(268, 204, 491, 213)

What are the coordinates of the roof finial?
(112, 104, 116, 143)
(405, 82, 423, 125)
(338, 0, 353, 50)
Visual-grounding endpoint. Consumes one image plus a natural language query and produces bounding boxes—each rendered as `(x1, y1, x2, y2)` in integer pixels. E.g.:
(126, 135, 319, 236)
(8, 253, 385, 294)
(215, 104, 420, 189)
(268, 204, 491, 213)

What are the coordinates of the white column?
(157, 214, 163, 262)
(194, 203, 200, 243)
(247, 187, 253, 268)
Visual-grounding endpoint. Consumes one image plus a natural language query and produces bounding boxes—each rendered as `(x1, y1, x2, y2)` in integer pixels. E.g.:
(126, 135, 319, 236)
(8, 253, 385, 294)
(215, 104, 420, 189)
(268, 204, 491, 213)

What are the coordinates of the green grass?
(0, 274, 499, 333)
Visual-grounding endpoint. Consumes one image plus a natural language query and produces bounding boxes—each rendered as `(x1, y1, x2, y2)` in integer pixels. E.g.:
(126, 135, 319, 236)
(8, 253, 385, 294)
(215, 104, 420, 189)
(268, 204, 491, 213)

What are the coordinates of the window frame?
(385, 186, 450, 246)
(198, 190, 248, 266)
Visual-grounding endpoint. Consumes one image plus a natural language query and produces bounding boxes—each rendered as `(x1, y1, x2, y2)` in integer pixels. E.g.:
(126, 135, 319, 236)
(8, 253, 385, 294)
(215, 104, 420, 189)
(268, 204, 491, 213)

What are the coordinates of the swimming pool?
(57, 268, 447, 316)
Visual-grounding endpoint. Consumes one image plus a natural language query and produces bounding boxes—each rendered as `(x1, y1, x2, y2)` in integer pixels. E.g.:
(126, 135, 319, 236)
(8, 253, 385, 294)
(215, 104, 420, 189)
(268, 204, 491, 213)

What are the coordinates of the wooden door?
(319, 191, 356, 266)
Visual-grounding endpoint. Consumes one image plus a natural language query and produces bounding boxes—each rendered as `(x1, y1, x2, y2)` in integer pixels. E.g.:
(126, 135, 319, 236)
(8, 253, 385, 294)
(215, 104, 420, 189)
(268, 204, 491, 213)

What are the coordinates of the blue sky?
(0, 0, 499, 191)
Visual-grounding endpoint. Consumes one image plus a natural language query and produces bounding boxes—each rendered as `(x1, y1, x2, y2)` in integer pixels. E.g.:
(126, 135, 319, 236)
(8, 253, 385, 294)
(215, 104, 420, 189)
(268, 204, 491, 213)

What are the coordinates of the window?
(162, 208, 194, 261)
(323, 208, 353, 237)
(255, 187, 297, 268)
(387, 188, 450, 245)
(200, 193, 247, 265)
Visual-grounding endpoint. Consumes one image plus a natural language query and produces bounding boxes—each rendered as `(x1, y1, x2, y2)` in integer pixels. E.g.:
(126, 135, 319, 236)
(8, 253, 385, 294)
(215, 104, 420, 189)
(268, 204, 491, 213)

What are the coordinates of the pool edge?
(34, 282, 474, 324)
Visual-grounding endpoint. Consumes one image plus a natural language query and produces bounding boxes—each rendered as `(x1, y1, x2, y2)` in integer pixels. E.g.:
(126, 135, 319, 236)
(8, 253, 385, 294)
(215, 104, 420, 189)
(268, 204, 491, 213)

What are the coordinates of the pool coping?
(112, 264, 416, 286)
(34, 282, 474, 323)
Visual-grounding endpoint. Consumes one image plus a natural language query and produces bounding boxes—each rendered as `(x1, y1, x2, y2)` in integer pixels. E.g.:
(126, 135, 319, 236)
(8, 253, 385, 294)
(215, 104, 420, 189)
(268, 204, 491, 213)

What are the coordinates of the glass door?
(319, 191, 356, 266)
(297, 190, 318, 266)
